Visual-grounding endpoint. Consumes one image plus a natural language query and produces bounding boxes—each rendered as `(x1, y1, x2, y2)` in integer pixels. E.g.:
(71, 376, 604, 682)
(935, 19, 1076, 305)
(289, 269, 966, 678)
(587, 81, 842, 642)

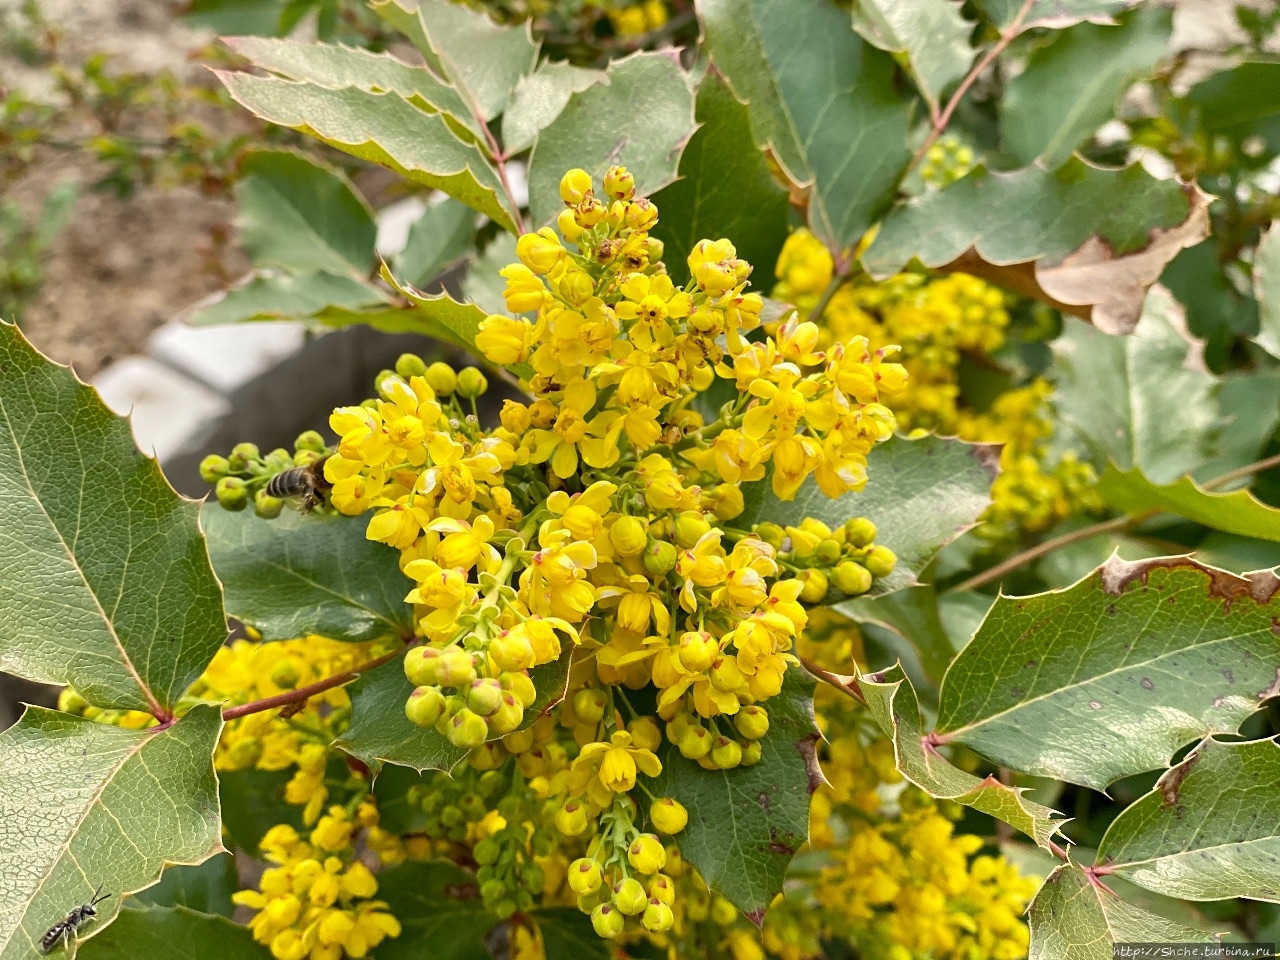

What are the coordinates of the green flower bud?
(643, 539, 678, 576)
(293, 449, 322, 468)
(569, 858, 602, 895)
(373, 370, 398, 401)
(754, 522, 786, 549)
(456, 367, 488, 399)
(264, 448, 293, 471)
(573, 687, 608, 725)
(479, 877, 506, 901)
(215, 476, 249, 511)
(741, 739, 763, 766)
(227, 735, 263, 768)
(254, 488, 284, 519)
(677, 724, 712, 760)
(477, 769, 506, 799)
(711, 896, 739, 926)
(446, 707, 489, 748)
(294, 430, 326, 454)
(844, 517, 878, 548)
(270, 658, 300, 689)
(424, 361, 457, 395)
(467, 678, 505, 717)
(612, 877, 648, 916)
(711, 736, 743, 770)
(646, 237, 665, 263)
(522, 862, 545, 893)
(474, 837, 501, 865)
(864, 545, 898, 579)
(797, 568, 829, 603)
(734, 705, 769, 740)
(227, 442, 260, 471)
(673, 510, 711, 549)
(591, 903, 625, 939)
(199, 454, 230, 484)
(436, 647, 477, 687)
(405, 686, 447, 727)
(832, 560, 873, 596)
(490, 631, 535, 672)
(815, 538, 842, 565)
(395, 352, 427, 379)
(404, 646, 443, 687)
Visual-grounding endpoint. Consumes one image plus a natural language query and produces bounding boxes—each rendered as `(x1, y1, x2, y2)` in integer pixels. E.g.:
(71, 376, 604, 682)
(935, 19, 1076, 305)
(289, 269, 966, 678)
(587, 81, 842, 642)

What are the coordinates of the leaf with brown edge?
(855, 665, 1066, 850)
(862, 160, 1210, 335)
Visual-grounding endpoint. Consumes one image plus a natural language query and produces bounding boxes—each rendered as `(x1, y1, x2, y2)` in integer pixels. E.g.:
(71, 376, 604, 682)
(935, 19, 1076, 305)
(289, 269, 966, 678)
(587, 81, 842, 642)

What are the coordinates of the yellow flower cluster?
(771, 229, 1007, 435)
(232, 809, 402, 960)
(600, 0, 668, 36)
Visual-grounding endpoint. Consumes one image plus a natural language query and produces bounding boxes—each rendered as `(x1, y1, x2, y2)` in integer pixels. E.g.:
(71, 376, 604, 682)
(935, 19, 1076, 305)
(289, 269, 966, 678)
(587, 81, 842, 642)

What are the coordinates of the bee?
(265, 457, 330, 512)
(40, 885, 111, 954)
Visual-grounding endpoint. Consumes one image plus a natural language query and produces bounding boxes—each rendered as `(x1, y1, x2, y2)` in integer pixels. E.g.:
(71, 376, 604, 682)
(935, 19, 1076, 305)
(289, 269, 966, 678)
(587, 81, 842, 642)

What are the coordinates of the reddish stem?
(221, 644, 408, 721)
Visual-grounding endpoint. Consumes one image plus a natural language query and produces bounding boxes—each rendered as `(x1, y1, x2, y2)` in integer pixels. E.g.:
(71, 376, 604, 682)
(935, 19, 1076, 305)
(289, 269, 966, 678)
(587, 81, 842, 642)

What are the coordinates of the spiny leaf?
(653, 670, 820, 923)
(218, 768, 303, 854)
(0, 322, 226, 714)
(1099, 463, 1280, 543)
(1097, 737, 1280, 902)
(1028, 861, 1217, 960)
(863, 161, 1210, 335)
(936, 554, 1280, 790)
(223, 36, 483, 141)
(0, 706, 223, 959)
(850, 0, 974, 113)
(128, 854, 237, 918)
(976, 0, 1142, 32)
(856, 665, 1065, 849)
(833, 584, 955, 685)
(698, 0, 911, 253)
(739, 435, 998, 597)
(650, 71, 790, 291)
(395, 198, 478, 288)
(1254, 220, 1280, 359)
(216, 72, 518, 232)
(1000, 6, 1171, 167)
(501, 61, 604, 156)
(201, 507, 415, 643)
(183, 270, 390, 327)
(78, 905, 270, 960)
(336, 644, 574, 772)
(526, 51, 696, 228)
(235, 148, 378, 278)
(1052, 287, 1220, 484)
(373, 860, 495, 960)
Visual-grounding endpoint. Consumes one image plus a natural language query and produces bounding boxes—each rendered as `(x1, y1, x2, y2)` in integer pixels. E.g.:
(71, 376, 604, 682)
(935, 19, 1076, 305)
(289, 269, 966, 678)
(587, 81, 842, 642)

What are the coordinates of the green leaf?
(1098, 736, 1280, 902)
(218, 768, 303, 853)
(78, 905, 269, 960)
(653, 670, 819, 923)
(856, 665, 1065, 849)
(0, 706, 223, 958)
(461, 234, 518, 317)
(976, 0, 1141, 32)
(223, 36, 483, 141)
(834, 584, 955, 685)
(183, 0, 286, 34)
(1028, 862, 1217, 960)
(215, 72, 518, 233)
(374, 860, 495, 960)
(1100, 463, 1280, 542)
(0, 322, 226, 713)
(863, 161, 1211, 335)
(1163, 238, 1260, 368)
(202, 507, 414, 643)
(1187, 60, 1280, 162)
(501, 61, 604, 156)
(526, 51, 696, 228)
(739, 435, 998, 597)
(1051, 287, 1220, 484)
(183, 271, 389, 327)
(936, 555, 1280, 790)
(1254, 221, 1280, 359)
(650, 71, 790, 291)
(1000, 6, 1171, 167)
(850, 0, 974, 113)
(396, 199, 477, 288)
(235, 149, 376, 278)
(1192, 370, 1280, 484)
(128, 854, 237, 918)
(372, 764, 431, 834)
(533, 908, 610, 960)
(336, 643, 574, 772)
(699, 0, 911, 253)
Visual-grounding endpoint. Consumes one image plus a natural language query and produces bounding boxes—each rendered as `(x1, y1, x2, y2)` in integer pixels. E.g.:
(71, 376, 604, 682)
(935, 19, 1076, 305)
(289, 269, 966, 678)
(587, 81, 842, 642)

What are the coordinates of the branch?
(221, 644, 407, 721)
(807, 253, 853, 325)
(1200, 451, 1280, 492)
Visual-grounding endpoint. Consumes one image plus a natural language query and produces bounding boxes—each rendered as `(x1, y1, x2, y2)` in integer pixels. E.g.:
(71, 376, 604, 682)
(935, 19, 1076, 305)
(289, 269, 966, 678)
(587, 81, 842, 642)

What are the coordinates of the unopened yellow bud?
(650, 797, 688, 835)
(603, 165, 636, 200)
(560, 168, 593, 205)
(456, 367, 488, 399)
(423, 362, 457, 395)
(609, 516, 648, 556)
(798, 568, 829, 603)
(516, 227, 565, 275)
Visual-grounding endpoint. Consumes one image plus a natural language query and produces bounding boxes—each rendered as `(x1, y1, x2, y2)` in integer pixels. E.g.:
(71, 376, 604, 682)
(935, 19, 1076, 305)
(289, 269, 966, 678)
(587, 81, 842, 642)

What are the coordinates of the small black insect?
(40, 885, 111, 954)
(265, 457, 330, 512)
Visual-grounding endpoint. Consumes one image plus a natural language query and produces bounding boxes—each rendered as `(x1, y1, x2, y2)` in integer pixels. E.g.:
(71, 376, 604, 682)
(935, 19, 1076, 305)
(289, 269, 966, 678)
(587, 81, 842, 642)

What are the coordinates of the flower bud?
(557, 208, 584, 243)
(677, 631, 718, 673)
(576, 197, 605, 227)
(643, 539, 678, 576)
(844, 517, 878, 548)
(832, 560, 873, 596)
(500, 399, 531, 435)
(227, 442, 260, 471)
(560, 168, 593, 205)
(424, 362, 457, 395)
(627, 833, 666, 874)
(628, 716, 662, 751)
(227, 735, 263, 768)
(568, 857, 602, 894)
(734, 705, 769, 740)
(436, 647, 477, 687)
(404, 646, 442, 686)
(446, 707, 489, 748)
(754, 522, 786, 549)
(573, 687, 608, 725)
(253, 488, 284, 519)
(467, 678, 504, 716)
(642, 899, 674, 933)
(517, 227, 566, 275)
(648, 873, 675, 904)
(270, 658, 300, 689)
(711, 736, 743, 769)
(711, 896, 739, 926)
(673, 511, 711, 549)
(395, 352, 427, 379)
(646, 237, 664, 262)
(487, 693, 525, 735)
(741, 739, 763, 766)
(603, 165, 635, 200)
(650, 797, 688, 835)
(504, 672, 537, 708)
(609, 516, 648, 557)
(555, 799, 588, 836)
(215, 476, 249, 511)
(559, 268, 596, 306)
(456, 367, 488, 399)
(199, 454, 230, 483)
(591, 903, 625, 939)
(612, 877, 648, 916)
(491, 630, 535, 672)
(405, 686, 446, 727)
(709, 656, 744, 692)
(864, 545, 898, 578)
(815, 538, 842, 564)
(798, 567, 829, 603)
(678, 724, 712, 760)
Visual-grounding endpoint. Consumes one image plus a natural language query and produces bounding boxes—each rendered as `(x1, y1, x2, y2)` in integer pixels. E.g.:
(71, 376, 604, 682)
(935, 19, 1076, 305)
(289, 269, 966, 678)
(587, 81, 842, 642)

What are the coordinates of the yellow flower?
(576, 730, 662, 793)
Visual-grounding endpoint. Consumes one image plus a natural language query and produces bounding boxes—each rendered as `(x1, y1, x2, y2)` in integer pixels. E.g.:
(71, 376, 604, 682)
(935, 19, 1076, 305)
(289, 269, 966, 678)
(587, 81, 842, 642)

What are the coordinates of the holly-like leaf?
(856, 665, 1065, 849)
(501, 61, 604, 156)
(1099, 463, 1280, 543)
(223, 37, 483, 141)
(202, 507, 414, 643)
(533, 908, 610, 960)
(976, 0, 1141, 32)
(849, 0, 974, 113)
(863, 161, 1211, 335)
(215, 72, 518, 232)
(78, 905, 269, 960)
(652, 670, 819, 923)
(374, 860, 494, 960)
(1254, 221, 1280, 359)
(128, 854, 237, 918)
(1052, 287, 1220, 484)
(235, 148, 377, 278)
(0, 706, 223, 958)
(834, 584, 955, 685)
(936, 555, 1280, 790)
(396, 198, 477, 288)
(698, 0, 911, 253)
(336, 644, 574, 772)
(526, 51, 696, 228)
(0, 323, 226, 714)
(739, 435, 999, 597)
(1028, 861, 1217, 960)
(183, 271, 390, 327)
(1000, 6, 1171, 167)
(650, 71, 790, 291)
(218, 768, 303, 854)
(1097, 737, 1280, 902)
